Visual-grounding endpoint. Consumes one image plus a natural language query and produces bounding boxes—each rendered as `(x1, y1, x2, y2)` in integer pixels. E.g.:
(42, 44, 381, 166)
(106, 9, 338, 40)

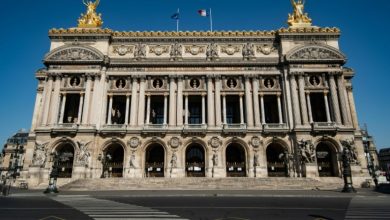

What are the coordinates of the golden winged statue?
(78, 0, 103, 28)
(287, 0, 312, 27)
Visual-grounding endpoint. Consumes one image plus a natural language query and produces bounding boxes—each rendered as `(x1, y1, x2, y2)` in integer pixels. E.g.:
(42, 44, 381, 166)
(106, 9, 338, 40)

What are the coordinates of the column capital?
(169, 75, 177, 80)
(60, 92, 67, 96)
(324, 91, 329, 95)
(259, 92, 264, 97)
(126, 93, 131, 97)
(184, 92, 189, 97)
(328, 71, 342, 76)
(146, 93, 151, 97)
(305, 91, 310, 95)
(80, 92, 85, 96)
(201, 93, 207, 97)
(221, 92, 226, 97)
(108, 93, 113, 97)
(164, 92, 169, 97)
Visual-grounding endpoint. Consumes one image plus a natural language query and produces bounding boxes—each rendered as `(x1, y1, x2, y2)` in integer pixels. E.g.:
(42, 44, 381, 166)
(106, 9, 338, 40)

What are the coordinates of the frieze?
(149, 45, 170, 56)
(113, 45, 133, 56)
(47, 48, 101, 61)
(287, 45, 346, 62)
(184, 45, 206, 55)
(220, 44, 241, 55)
(257, 44, 277, 55)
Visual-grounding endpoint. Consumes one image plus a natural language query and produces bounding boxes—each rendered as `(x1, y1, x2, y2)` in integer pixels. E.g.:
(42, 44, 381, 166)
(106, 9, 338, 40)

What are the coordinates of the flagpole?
(209, 8, 213, 32)
(177, 8, 180, 32)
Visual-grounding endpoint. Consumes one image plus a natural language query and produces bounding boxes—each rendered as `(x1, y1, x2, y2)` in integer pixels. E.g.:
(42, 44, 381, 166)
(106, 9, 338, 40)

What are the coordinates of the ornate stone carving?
(78, 0, 103, 28)
(170, 151, 178, 168)
(242, 43, 255, 60)
(129, 150, 136, 168)
(257, 44, 277, 55)
(206, 43, 219, 61)
(127, 137, 140, 149)
(212, 150, 219, 166)
(169, 137, 181, 149)
(287, 0, 312, 27)
(220, 44, 240, 55)
(48, 48, 101, 61)
(250, 136, 261, 148)
(170, 43, 182, 60)
(134, 43, 146, 60)
(298, 140, 316, 164)
(113, 45, 133, 56)
(289, 46, 344, 60)
(341, 139, 360, 165)
(149, 45, 169, 56)
(75, 141, 91, 167)
(208, 137, 222, 148)
(184, 45, 206, 55)
(32, 142, 49, 167)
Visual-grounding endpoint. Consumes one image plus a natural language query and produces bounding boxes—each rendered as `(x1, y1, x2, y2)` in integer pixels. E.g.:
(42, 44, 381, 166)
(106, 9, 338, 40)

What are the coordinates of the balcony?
(263, 123, 289, 134)
(51, 123, 79, 135)
(312, 122, 337, 134)
(100, 124, 127, 135)
(183, 124, 207, 135)
(142, 124, 168, 136)
(223, 124, 247, 135)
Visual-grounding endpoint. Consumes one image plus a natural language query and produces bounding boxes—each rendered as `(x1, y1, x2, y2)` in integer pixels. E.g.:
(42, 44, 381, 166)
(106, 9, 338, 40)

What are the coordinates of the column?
(215, 77, 222, 126)
(347, 87, 359, 128)
(125, 94, 130, 125)
(98, 74, 109, 128)
(107, 95, 113, 125)
(244, 76, 254, 127)
(59, 93, 67, 124)
(176, 77, 183, 126)
(137, 77, 146, 126)
(277, 94, 283, 124)
(42, 76, 54, 125)
(169, 77, 177, 126)
(306, 92, 313, 123)
(290, 74, 301, 126)
(163, 94, 168, 125)
(184, 94, 189, 125)
(239, 94, 244, 124)
(90, 74, 101, 126)
(337, 75, 351, 126)
(82, 75, 92, 125)
(77, 93, 84, 124)
(252, 78, 261, 127)
(129, 77, 138, 126)
(298, 74, 309, 125)
(50, 76, 61, 125)
(222, 94, 227, 124)
(207, 76, 215, 126)
(260, 94, 265, 124)
(324, 92, 331, 123)
(329, 74, 342, 124)
(145, 94, 151, 124)
(202, 94, 206, 125)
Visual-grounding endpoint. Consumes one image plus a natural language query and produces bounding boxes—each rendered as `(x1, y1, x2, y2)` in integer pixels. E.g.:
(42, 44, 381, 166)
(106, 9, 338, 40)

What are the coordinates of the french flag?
(198, 9, 208, 17)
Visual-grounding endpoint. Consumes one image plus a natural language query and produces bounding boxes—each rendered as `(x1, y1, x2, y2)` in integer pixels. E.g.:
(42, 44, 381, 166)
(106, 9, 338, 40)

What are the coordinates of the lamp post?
(44, 152, 60, 194)
(341, 146, 356, 193)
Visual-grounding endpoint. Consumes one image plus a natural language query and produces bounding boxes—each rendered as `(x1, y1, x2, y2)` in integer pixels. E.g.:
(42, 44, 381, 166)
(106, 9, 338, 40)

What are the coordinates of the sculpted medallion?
(149, 45, 170, 56)
(169, 137, 181, 149)
(128, 137, 140, 149)
(209, 137, 222, 148)
(257, 44, 277, 55)
(113, 45, 133, 56)
(184, 45, 206, 55)
(250, 136, 261, 148)
(220, 44, 240, 55)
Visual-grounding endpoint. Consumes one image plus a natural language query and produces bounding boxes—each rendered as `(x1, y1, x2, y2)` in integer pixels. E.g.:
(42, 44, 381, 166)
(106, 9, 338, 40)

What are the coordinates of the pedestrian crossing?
(345, 196, 390, 219)
(52, 195, 188, 220)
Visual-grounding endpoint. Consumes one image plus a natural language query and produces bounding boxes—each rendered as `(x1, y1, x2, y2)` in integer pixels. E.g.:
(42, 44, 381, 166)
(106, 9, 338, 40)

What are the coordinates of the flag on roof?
(198, 9, 208, 17)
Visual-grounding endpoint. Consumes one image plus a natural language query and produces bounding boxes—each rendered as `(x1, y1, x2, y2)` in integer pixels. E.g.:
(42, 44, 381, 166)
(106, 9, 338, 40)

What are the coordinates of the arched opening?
(316, 142, 339, 177)
(225, 143, 246, 177)
(54, 143, 74, 178)
(185, 144, 205, 177)
(266, 143, 288, 177)
(103, 143, 124, 178)
(145, 143, 165, 177)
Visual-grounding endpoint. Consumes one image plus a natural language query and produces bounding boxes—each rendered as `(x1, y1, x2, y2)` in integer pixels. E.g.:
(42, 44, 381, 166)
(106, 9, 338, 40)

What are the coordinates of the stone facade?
(21, 26, 371, 187)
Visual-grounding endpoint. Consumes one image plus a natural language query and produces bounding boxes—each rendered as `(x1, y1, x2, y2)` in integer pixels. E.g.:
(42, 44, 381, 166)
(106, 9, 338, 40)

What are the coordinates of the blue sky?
(0, 0, 389, 149)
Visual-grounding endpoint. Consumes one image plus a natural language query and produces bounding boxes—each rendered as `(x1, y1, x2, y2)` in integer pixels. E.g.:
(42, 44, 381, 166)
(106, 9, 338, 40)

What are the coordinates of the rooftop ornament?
(288, 0, 313, 28)
(78, 0, 103, 28)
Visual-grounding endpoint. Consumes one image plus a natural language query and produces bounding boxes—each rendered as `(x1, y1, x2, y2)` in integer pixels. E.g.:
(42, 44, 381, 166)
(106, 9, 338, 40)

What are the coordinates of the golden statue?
(288, 0, 312, 27)
(78, 0, 103, 28)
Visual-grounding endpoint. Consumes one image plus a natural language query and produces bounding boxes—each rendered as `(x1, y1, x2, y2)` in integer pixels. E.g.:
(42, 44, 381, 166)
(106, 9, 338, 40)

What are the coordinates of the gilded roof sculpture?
(78, 0, 103, 28)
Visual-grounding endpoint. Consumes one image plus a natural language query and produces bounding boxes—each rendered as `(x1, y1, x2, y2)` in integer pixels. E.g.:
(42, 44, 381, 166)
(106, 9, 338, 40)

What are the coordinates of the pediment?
(286, 45, 346, 63)
(44, 45, 104, 63)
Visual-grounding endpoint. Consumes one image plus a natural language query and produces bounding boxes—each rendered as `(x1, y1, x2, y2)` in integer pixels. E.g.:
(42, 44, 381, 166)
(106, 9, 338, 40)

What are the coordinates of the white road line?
(345, 196, 390, 220)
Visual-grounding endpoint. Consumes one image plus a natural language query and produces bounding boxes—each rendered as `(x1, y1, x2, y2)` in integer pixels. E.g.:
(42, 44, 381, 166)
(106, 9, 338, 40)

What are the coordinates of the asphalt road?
(0, 190, 389, 220)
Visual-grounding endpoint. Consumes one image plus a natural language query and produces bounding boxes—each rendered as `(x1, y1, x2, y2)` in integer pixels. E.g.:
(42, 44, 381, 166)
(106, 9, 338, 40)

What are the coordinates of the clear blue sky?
(0, 0, 389, 149)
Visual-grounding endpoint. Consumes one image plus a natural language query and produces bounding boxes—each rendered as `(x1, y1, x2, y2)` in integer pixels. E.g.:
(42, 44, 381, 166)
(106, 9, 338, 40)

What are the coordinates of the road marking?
(39, 216, 66, 220)
(345, 196, 390, 219)
(51, 195, 188, 220)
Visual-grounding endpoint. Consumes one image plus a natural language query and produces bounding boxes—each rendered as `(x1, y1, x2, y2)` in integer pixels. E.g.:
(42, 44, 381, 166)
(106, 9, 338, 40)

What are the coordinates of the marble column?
(222, 94, 227, 124)
(145, 94, 151, 124)
(298, 74, 309, 125)
(277, 94, 283, 124)
(324, 92, 331, 123)
(290, 74, 301, 126)
(169, 77, 177, 126)
(202, 94, 206, 125)
(137, 77, 146, 126)
(107, 95, 113, 125)
(59, 93, 67, 124)
(163, 94, 168, 125)
(306, 92, 313, 123)
(42, 76, 54, 125)
(176, 77, 183, 126)
(207, 76, 215, 126)
(129, 77, 138, 126)
(215, 77, 222, 126)
(337, 75, 351, 126)
(329, 74, 342, 124)
(184, 94, 189, 125)
(239, 94, 244, 124)
(252, 78, 261, 128)
(82, 75, 92, 125)
(260, 94, 265, 125)
(77, 93, 84, 124)
(244, 76, 254, 127)
(125, 94, 130, 125)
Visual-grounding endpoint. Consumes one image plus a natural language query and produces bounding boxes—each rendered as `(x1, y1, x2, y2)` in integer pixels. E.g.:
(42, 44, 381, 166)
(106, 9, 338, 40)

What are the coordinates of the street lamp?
(341, 146, 356, 193)
(44, 152, 60, 194)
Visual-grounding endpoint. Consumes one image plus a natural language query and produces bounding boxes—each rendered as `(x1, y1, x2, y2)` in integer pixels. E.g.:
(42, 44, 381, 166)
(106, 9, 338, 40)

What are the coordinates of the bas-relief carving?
(184, 45, 206, 55)
(149, 45, 170, 56)
(75, 141, 91, 167)
(113, 45, 133, 56)
(170, 43, 182, 59)
(32, 142, 49, 167)
(341, 139, 360, 165)
(134, 43, 146, 59)
(257, 44, 277, 55)
(289, 47, 343, 60)
(169, 137, 181, 149)
(127, 137, 140, 149)
(206, 43, 219, 61)
(242, 43, 255, 60)
(220, 44, 241, 55)
(298, 140, 316, 164)
(48, 48, 101, 61)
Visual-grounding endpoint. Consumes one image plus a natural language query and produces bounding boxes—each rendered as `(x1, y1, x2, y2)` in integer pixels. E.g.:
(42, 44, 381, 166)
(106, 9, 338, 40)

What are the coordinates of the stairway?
(60, 177, 344, 191)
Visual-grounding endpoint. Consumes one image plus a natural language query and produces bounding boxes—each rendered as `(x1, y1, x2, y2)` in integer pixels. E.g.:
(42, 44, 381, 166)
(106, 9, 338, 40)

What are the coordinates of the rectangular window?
(63, 94, 80, 123)
(310, 93, 327, 122)
(264, 95, 279, 124)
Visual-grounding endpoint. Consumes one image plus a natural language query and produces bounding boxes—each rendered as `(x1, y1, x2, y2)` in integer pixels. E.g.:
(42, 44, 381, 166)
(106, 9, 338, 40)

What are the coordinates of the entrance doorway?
(185, 144, 205, 177)
(226, 143, 246, 177)
(55, 143, 74, 178)
(266, 143, 288, 177)
(316, 142, 338, 177)
(145, 144, 165, 177)
(103, 143, 124, 178)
